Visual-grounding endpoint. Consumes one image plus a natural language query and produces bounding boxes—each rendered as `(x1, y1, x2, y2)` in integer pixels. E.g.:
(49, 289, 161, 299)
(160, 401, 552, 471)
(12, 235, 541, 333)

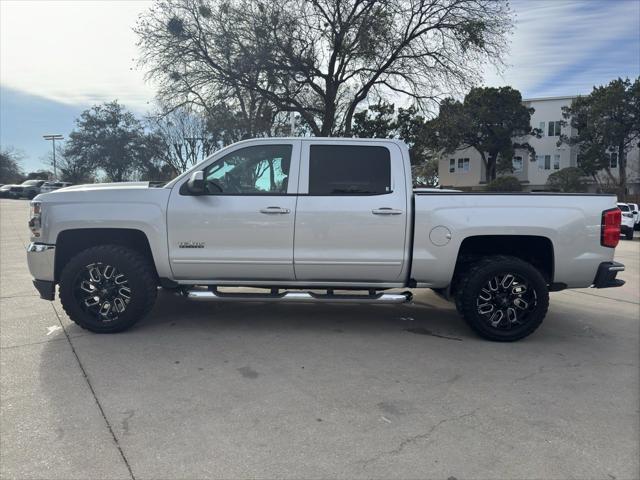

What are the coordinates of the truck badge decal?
(178, 241, 205, 249)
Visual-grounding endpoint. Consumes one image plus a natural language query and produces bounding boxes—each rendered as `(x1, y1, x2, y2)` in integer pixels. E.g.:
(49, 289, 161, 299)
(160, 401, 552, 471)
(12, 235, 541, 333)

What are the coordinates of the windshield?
(22, 180, 40, 186)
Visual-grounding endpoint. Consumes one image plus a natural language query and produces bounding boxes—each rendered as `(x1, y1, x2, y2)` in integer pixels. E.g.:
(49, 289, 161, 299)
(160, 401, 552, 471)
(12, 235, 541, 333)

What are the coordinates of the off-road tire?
(455, 255, 549, 342)
(625, 228, 634, 240)
(59, 245, 157, 333)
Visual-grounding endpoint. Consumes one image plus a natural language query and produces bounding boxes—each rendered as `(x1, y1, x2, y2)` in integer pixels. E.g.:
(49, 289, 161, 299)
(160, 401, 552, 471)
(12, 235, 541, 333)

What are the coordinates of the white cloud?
(0, 0, 156, 111)
(483, 0, 640, 96)
(1, 0, 638, 110)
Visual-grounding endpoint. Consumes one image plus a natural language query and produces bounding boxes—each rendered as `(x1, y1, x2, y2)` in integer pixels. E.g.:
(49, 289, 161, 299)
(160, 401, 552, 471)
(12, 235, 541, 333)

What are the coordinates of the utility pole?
(43, 134, 63, 179)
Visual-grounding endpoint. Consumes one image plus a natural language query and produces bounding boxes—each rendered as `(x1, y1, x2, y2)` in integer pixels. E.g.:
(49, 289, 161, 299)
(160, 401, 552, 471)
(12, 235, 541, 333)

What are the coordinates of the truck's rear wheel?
(455, 256, 549, 341)
(59, 245, 157, 333)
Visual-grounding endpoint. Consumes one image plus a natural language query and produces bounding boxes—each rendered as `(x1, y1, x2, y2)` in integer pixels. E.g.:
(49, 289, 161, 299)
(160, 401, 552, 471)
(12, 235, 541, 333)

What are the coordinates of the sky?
(1, 0, 639, 172)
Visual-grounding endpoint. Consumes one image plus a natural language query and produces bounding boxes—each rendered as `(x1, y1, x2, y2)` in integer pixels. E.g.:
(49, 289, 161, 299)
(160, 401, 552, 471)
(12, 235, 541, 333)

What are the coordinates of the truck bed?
(410, 192, 618, 289)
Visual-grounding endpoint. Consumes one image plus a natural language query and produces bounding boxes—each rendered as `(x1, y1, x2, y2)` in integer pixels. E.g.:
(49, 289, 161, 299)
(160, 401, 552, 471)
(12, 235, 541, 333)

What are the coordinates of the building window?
(609, 152, 618, 169)
(548, 121, 561, 137)
(539, 155, 552, 170)
(512, 156, 523, 172)
(539, 122, 545, 136)
(449, 158, 455, 173)
(553, 154, 560, 170)
(456, 158, 470, 172)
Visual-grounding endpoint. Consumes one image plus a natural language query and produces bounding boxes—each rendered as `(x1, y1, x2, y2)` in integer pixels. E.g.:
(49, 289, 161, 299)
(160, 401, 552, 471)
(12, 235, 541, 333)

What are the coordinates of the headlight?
(29, 201, 42, 238)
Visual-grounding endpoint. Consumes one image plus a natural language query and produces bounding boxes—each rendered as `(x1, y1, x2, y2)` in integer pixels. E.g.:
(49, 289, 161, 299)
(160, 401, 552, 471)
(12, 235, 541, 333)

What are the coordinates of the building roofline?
(522, 95, 578, 102)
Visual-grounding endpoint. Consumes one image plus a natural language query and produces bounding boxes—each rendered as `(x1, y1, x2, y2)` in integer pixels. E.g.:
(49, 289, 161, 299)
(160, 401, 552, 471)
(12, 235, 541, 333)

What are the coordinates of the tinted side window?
(203, 145, 292, 195)
(308, 145, 391, 195)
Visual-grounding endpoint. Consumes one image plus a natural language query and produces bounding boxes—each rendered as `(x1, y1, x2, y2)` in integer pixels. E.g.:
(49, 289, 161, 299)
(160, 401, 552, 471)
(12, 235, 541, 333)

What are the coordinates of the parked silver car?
(0, 184, 23, 199)
(40, 181, 73, 194)
(19, 180, 47, 199)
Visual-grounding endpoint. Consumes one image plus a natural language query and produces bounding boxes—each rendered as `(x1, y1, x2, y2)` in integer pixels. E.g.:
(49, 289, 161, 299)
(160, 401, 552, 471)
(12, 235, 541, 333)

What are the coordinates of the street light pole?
(43, 134, 63, 179)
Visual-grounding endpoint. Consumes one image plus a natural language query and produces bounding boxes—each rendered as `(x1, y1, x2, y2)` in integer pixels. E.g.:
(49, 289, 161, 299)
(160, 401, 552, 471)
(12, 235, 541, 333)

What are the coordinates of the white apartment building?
(438, 96, 640, 194)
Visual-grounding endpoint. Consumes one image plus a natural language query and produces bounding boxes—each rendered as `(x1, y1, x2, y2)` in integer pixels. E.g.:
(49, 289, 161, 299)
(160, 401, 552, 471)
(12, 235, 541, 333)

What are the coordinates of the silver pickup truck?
(27, 138, 625, 341)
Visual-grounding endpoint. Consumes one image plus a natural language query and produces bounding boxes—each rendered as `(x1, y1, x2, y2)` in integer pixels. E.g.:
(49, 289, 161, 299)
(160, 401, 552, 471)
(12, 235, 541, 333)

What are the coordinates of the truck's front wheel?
(455, 256, 549, 341)
(59, 245, 157, 333)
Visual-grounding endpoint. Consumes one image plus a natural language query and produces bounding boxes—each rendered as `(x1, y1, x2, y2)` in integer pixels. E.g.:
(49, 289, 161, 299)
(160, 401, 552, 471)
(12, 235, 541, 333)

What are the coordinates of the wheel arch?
(54, 228, 159, 282)
(451, 235, 555, 297)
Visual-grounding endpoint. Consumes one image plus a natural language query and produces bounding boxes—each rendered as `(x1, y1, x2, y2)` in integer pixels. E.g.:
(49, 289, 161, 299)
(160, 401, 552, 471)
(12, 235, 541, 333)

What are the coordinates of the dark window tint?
(309, 145, 391, 195)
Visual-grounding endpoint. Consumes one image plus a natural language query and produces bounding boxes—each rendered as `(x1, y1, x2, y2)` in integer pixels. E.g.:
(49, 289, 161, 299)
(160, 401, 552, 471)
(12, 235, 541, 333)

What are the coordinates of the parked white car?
(627, 202, 639, 230)
(40, 181, 73, 194)
(26, 138, 626, 341)
(617, 203, 635, 240)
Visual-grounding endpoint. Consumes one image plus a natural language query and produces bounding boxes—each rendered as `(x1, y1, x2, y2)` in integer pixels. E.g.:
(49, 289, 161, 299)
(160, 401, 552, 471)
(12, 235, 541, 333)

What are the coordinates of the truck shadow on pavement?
(138, 288, 471, 341)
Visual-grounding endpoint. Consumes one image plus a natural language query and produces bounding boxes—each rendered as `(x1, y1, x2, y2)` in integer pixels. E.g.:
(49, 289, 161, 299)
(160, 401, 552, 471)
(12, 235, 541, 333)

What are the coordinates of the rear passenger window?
(308, 145, 391, 195)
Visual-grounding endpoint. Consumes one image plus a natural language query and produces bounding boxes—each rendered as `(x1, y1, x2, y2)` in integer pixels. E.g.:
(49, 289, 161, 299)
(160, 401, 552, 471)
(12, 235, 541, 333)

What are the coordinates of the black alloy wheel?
(455, 255, 549, 341)
(59, 245, 157, 333)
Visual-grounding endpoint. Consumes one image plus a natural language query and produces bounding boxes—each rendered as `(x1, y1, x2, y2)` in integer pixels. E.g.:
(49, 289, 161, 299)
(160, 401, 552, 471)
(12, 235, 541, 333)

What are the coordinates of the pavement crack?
(361, 409, 478, 468)
(564, 289, 640, 305)
(49, 303, 136, 480)
(512, 362, 582, 383)
(0, 293, 40, 300)
(0, 336, 69, 350)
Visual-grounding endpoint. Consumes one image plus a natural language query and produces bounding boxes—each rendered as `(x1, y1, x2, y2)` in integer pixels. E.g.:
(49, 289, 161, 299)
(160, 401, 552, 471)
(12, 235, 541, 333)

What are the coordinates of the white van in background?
(618, 203, 635, 240)
(627, 203, 639, 230)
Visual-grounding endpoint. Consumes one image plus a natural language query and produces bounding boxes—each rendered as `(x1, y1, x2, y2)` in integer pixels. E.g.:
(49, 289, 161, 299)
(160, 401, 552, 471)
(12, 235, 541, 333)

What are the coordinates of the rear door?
(167, 140, 300, 281)
(293, 141, 408, 282)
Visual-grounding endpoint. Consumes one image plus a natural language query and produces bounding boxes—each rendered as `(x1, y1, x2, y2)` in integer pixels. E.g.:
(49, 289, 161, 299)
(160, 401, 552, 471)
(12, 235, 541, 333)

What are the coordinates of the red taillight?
(601, 208, 621, 248)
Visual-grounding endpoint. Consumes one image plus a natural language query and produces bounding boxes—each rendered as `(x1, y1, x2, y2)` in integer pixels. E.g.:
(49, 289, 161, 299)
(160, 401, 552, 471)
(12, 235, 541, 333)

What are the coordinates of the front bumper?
(27, 242, 55, 280)
(27, 243, 56, 299)
(593, 261, 625, 289)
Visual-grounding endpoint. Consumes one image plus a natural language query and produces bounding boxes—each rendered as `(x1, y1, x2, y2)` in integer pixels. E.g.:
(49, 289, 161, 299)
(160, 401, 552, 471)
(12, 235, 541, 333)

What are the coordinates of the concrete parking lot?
(1, 198, 638, 480)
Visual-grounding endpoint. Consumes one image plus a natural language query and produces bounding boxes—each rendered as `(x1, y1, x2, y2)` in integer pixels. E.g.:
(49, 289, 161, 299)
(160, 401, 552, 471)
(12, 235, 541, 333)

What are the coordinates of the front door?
(293, 141, 408, 282)
(167, 141, 300, 281)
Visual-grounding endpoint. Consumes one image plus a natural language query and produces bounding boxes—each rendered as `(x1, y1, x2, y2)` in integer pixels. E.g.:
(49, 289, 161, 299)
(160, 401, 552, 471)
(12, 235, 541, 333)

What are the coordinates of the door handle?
(372, 208, 403, 215)
(260, 206, 290, 214)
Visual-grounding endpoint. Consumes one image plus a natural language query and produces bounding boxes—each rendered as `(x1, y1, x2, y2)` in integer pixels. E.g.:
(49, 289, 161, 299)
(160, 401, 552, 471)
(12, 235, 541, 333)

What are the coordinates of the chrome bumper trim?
(26, 242, 56, 282)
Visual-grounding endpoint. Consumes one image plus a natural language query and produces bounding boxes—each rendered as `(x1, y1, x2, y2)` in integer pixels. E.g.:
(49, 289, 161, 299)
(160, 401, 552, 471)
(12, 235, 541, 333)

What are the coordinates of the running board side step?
(184, 289, 413, 304)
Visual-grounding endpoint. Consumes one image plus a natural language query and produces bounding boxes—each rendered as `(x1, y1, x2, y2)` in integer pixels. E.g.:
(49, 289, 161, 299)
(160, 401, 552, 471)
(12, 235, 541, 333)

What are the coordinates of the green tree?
(24, 170, 51, 180)
(136, 0, 513, 136)
(0, 147, 24, 184)
(559, 77, 640, 194)
(434, 86, 540, 182)
(485, 175, 522, 192)
(352, 102, 439, 186)
(65, 101, 156, 182)
(546, 167, 586, 193)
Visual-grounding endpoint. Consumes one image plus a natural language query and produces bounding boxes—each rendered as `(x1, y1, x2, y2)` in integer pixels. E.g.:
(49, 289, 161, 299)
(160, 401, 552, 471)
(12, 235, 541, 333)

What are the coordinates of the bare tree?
(135, 0, 513, 136)
(147, 105, 216, 174)
(0, 146, 24, 183)
(45, 145, 97, 184)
